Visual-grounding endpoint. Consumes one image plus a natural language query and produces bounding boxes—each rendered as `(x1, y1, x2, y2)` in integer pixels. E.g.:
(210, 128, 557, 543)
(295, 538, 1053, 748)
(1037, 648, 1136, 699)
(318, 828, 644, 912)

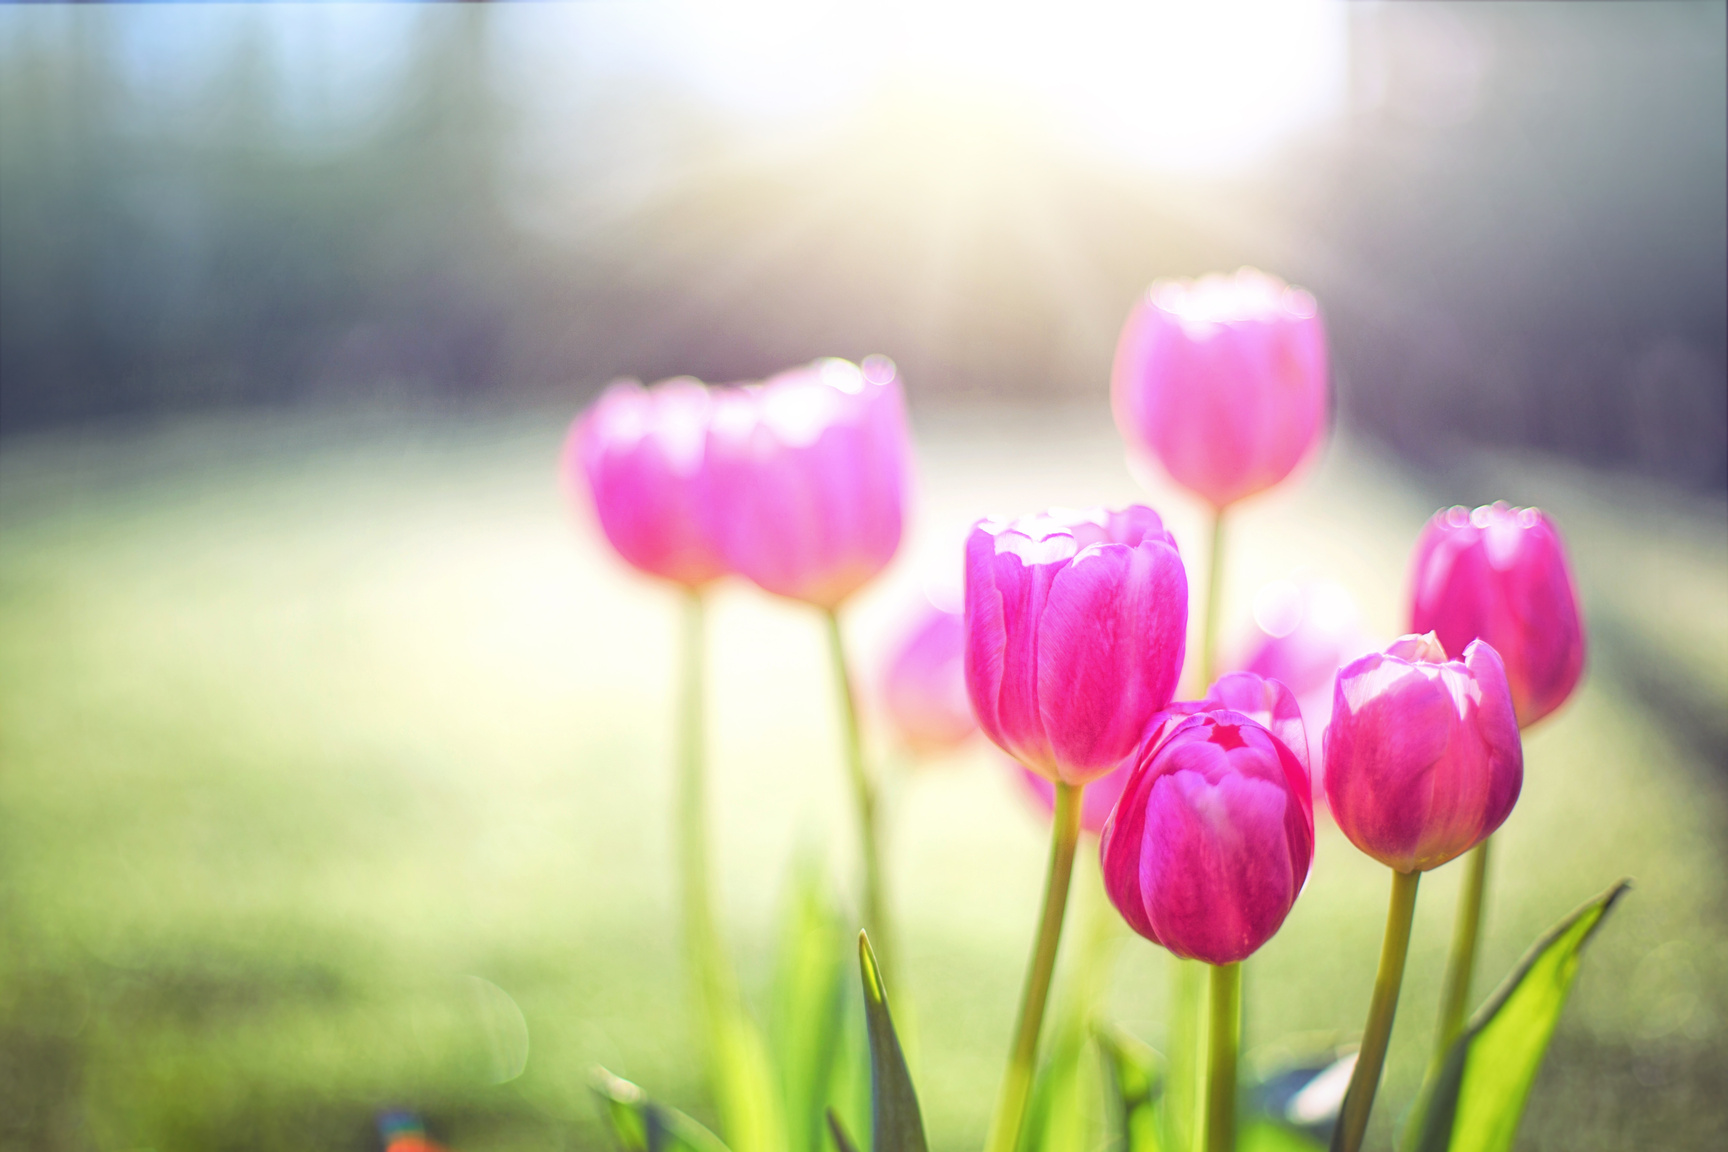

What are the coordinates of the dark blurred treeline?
(1, 3, 1723, 490)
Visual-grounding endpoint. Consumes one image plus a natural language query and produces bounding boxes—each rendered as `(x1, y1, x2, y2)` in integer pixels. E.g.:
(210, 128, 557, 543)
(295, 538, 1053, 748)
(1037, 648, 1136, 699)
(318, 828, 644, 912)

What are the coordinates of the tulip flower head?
(1112, 268, 1328, 510)
(566, 377, 730, 587)
(965, 506, 1188, 786)
(1099, 701, 1315, 965)
(1410, 503, 1586, 727)
(880, 599, 976, 756)
(706, 357, 910, 609)
(1325, 634, 1523, 873)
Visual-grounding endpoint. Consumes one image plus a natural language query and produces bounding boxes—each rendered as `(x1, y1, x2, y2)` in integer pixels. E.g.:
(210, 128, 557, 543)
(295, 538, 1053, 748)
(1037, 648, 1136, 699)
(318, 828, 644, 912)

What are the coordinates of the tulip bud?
(565, 377, 729, 587)
(1325, 635, 1523, 873)
(1015, 756, 1131, 836)
(965, 506, 1188, 785)
(1409, 503, 1586, 727)
(1112, 268, 1328, 510)
(706, 357, 911, 609)
(1099, 706, 1314, 965)
(880, 599, 976, 756)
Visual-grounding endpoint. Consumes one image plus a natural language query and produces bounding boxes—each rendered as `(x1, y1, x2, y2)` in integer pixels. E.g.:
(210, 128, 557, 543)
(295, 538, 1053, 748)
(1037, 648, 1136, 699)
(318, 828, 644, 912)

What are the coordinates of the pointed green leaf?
(858, 931, 929, 1152)
(1095, 1024, 1163, 1152)
(703, 991, 785, 1152)
(828, 1108, 863, 1152)
(591, 1067, 733, 1152)
(771, 862, 858, 1152)
(1406, 879, 1631, 1152)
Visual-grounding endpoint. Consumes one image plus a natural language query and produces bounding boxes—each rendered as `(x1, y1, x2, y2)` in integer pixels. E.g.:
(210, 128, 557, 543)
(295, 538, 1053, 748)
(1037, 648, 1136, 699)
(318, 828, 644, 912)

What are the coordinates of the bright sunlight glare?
(613, 0, 1348, 173)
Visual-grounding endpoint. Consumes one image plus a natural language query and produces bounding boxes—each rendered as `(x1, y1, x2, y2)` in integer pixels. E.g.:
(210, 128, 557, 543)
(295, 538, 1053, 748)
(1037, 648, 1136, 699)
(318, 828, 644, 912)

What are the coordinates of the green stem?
(823, 608, 892, 984)
(1207, 963, 1242, 1152)
(677, 591, 729, 1071)
(984, 781, 1085, 1152)
(1436, 837, 1490, 1055)
(1332, 869, 1422, 1152)
(1201, 507, 1226, 689)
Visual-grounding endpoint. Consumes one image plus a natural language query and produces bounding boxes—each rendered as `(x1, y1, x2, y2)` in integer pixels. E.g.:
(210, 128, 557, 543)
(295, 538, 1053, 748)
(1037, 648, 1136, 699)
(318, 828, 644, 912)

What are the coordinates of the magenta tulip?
(880, 599, 976, 756)
(1016, 757, 1131, 835)
(565, 377, 729, 587)
(705, 357, 910, 609)
(965, 506, 1188, 785)
(1325, 634, 1523, 873)
(1409, 503, 1586, 727)
(1099, 705, 1314, 965)
(1111, 268, 1328, 510)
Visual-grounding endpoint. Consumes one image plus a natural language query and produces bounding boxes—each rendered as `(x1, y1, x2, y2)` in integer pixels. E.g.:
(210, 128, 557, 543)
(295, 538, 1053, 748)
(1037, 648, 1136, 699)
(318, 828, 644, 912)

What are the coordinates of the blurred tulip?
(1232, 579, 1378, 791)
(706, 356, 910, 608)
(880, 599, 976, 756)
(1325, 634, 1523, 873)
(1016, 756, 1130, 835)
(1099, 705, 1314, 965)
(965, 506, 1188, 785)
(1410, 503, 1586, 727)
(1111, 268, 1328, 509)
(565, 377, 729, 587)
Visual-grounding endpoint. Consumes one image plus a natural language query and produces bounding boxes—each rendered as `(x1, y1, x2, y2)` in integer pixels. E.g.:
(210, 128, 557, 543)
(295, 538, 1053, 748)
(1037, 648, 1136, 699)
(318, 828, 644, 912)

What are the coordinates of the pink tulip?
(705, 357, 910, 609)
(1099, 705, 1314, 965)
(1409, 503, 1586, 727)
(565, 377, 729, 587)
(880, 600, 976, 756)
(965, 506, 1188, 786)
(1325, 634, 1523, 873)
(1111, 268, 1328, 509)
(1016, 757, 1131, 835)
(1232, 580, 1378, 792)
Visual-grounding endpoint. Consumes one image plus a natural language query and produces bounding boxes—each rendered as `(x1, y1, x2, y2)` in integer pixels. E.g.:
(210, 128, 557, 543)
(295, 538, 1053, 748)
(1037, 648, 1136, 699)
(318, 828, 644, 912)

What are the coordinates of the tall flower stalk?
(984, 781, 1084, 1152)
(1331, 869, 1420, 1152)
(825, 609, 893, 982)
(1435, 838, 1490, 1053)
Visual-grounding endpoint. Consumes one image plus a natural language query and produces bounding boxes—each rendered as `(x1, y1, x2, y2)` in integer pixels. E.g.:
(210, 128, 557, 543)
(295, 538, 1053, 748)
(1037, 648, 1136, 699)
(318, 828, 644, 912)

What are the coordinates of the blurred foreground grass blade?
(773, 861, 863, 1152)
(1096, 1024, 1163, 1152)
(704, 994, 785, 1152)
(858, 932, 928, 1152)
(1406, 879, 1632, 1152)
(1238, 1120, 1327, 1152)
(592, 1067, 733, 1152)
(1017, 996, 1103, 1152)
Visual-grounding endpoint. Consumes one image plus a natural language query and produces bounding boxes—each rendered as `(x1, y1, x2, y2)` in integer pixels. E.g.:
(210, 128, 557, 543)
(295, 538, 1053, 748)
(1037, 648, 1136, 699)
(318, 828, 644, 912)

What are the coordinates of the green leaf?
(1018, 991, 1105, 1152)
(1095, 1024, 1163, 1152)
(771, 862, 861, 1152)
(858, 931, 928, 1152)
(827, 1108, 863, 1152)
(703, 991, 785, 1152)
(1405, 879, 1631, 1152)
(591, 1067, 733, 1152)
(1239, 1119, 1327, 1152)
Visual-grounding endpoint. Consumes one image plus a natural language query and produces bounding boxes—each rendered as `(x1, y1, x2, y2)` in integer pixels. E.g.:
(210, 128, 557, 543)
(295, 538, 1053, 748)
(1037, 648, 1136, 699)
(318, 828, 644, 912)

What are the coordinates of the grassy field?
(1, 404, 1723, 1152)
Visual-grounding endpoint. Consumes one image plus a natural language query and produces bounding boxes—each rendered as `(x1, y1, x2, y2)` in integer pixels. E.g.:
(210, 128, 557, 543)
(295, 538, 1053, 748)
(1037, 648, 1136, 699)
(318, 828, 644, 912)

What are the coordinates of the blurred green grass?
(1, 406, 1723, 1152)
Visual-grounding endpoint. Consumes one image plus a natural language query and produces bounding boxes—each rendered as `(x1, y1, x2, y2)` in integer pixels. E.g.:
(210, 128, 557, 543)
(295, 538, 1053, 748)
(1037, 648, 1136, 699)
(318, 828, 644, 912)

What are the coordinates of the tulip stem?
(985, 780, 1085, 1152)
(1206, 962, 1241, 1152)
(1332, 868, 1422, 1152)
(823, 608, 893, 984)
(676, 590, 733, 1091)
(1201, 507, 1226, 688)
(1436, 836, 1491, 1054)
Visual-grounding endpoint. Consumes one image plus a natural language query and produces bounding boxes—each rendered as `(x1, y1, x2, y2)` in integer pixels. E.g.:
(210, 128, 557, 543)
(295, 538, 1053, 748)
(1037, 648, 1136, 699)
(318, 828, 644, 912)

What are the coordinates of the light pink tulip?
(965, 506, 1188, 786)
(1099, 705, 1314, 965)
(1111, 268, 1328, 509)
(1016, 757, 1131, 836)
(1231, 580, 1378, 795)
(705, 357, 910, 609)
(565, 377, 729, 587)
(880, 600, 976, 756)
(1409, 503, 1586, 727)
(1325, 634, 1523, 873)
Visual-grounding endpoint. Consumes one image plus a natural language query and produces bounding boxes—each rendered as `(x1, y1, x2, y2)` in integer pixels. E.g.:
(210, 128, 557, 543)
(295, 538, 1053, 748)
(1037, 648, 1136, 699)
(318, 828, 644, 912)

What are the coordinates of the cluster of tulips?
(566, 269, 1616, 1152)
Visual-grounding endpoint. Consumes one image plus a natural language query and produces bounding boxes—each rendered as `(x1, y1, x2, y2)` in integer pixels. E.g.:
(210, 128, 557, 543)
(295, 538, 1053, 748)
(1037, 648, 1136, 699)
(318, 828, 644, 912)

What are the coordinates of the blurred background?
(0, 3, 1723, 1151)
